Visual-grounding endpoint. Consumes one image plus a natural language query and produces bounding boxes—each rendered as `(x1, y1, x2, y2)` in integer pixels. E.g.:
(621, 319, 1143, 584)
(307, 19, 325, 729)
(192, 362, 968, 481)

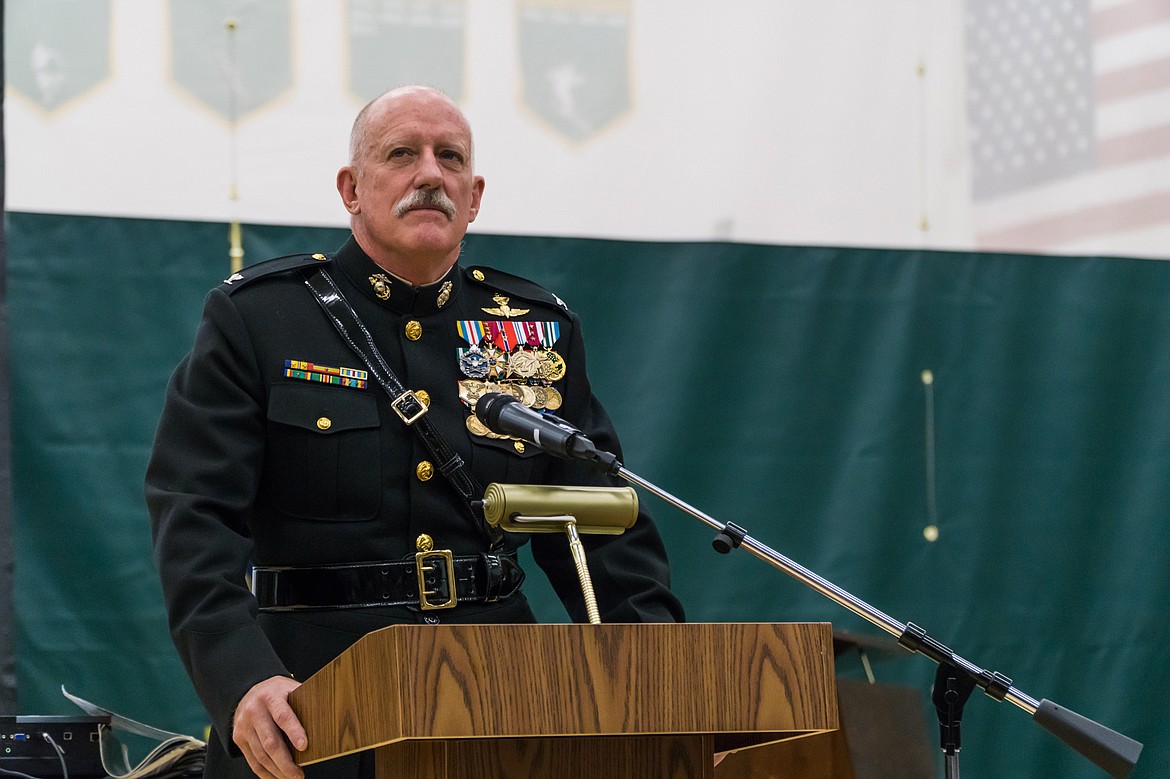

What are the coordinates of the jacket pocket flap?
(268, 382, 379, 434)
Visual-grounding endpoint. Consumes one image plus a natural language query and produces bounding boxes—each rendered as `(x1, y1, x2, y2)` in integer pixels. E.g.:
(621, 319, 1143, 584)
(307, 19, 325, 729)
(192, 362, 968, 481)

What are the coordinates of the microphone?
(482, 483, 639, 535)
(476, 392, 599, 459)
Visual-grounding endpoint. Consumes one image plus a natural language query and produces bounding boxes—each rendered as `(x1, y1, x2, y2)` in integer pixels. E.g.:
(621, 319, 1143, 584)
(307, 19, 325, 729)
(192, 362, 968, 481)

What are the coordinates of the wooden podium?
(288, 622, 837, 779)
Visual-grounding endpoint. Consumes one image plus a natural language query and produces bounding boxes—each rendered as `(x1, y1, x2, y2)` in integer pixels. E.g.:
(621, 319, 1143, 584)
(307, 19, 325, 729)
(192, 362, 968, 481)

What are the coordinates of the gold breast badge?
(481, 294, 529, 318)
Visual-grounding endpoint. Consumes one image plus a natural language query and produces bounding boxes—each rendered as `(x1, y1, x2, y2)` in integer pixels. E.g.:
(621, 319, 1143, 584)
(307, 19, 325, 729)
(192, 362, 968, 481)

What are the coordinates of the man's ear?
(468, 175, 485, 223)
(337, 167, 360, 214)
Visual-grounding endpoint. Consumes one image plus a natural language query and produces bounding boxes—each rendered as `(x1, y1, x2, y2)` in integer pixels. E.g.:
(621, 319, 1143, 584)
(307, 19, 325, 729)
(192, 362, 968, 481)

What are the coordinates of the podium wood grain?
(288, 622, 837, 774)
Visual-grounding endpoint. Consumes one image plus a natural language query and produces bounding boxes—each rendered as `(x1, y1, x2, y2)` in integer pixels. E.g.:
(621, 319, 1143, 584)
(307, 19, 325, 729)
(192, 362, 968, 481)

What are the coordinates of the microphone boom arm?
(613, 464, 1143, 779)
(482, 390, 1142, 776)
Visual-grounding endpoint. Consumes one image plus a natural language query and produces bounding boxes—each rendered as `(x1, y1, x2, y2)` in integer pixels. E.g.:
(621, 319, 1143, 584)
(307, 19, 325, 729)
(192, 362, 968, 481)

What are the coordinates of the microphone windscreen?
(476, 392, 518, 429)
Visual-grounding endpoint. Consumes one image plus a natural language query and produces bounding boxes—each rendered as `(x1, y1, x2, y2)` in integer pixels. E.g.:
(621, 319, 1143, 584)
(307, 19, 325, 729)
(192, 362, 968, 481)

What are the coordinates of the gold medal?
(466, 414, 492, 437)
(543, 386, 563, 410)
(539, 350, 567, 382)
(458, 379, 486, 407)
(531, 386, 548, 409)
(482, 343, 505, 378)
(508, 349, 541, 378)
(515, 384, 538, 407)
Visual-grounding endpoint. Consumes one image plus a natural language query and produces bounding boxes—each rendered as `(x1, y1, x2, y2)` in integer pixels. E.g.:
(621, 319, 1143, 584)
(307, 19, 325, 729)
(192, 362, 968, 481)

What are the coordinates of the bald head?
(348, 86, 475, 168)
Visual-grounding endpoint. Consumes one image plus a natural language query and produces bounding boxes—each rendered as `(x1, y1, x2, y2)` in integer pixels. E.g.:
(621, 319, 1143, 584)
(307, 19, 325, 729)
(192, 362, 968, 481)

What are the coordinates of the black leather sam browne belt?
(250, 551, 525, 612)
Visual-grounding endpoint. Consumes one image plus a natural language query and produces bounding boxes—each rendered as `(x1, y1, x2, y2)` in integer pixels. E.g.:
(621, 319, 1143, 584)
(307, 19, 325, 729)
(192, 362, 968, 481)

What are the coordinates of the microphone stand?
(597, 458, 1143, 778)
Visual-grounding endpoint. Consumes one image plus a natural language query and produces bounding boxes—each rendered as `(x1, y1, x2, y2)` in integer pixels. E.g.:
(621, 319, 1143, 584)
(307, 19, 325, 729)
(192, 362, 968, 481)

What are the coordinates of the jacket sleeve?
(530, 312, 686, 624)
(145, 288, 288, 749)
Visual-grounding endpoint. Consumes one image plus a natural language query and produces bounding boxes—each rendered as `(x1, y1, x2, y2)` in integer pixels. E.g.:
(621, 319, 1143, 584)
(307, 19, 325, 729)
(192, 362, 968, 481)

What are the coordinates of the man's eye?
(440, 150, 465, 164)
(389, 148, 411, 159)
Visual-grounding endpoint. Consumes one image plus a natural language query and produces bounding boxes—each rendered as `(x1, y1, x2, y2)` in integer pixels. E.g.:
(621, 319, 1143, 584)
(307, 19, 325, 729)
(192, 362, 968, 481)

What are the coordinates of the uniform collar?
(333, 235, 462, 316)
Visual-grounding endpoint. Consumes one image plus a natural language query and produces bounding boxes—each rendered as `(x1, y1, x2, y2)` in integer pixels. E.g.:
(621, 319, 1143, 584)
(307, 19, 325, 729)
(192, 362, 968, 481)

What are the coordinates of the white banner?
(4, 0, 1168, 258)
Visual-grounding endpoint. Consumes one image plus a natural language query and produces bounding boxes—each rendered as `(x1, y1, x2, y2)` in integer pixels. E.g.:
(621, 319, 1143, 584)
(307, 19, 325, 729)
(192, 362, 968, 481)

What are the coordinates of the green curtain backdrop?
(6, 211, 1166, 777)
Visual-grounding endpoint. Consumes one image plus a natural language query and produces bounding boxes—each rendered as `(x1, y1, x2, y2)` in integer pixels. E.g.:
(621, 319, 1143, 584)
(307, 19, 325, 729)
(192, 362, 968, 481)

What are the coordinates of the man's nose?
(414, 148, 444, 188)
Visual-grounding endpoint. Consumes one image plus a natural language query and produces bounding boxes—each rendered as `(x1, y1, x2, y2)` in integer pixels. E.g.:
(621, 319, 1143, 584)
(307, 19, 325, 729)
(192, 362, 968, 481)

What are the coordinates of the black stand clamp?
(934, 663, 977, 778)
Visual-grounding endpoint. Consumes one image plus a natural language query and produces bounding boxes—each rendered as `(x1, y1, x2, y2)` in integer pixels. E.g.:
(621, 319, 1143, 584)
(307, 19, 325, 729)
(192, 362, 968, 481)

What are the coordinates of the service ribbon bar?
(457, 320, 488, 348)
(484, 320, 511, 350)
(508, 320, 561, 348)
(284, 359, 368, 389)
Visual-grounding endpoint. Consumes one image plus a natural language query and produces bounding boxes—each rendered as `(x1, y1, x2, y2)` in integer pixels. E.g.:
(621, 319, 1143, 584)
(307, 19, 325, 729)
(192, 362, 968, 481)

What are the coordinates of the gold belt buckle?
(416, 549, 458, 610)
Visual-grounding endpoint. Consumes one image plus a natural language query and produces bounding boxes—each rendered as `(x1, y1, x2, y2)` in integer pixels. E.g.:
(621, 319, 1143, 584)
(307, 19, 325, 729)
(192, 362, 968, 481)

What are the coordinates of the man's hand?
(232, 676, 307, 779)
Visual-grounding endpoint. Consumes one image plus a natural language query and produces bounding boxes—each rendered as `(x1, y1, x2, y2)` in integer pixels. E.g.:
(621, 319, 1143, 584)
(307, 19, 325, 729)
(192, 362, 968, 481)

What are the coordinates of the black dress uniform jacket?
(145, 236, 684, 777)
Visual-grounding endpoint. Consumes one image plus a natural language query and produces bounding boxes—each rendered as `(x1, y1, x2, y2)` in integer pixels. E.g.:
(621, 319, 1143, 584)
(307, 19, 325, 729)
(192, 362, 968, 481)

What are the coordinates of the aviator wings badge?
(481, 294, 529, 319)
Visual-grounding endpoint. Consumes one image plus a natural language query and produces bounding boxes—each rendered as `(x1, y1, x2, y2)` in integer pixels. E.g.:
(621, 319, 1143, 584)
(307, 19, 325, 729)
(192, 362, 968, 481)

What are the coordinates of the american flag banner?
(967, 0, 1170, 257)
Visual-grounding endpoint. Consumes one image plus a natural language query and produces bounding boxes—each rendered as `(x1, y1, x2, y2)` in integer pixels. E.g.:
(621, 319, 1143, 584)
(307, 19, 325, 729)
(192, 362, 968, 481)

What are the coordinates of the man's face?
(339, 90, 485, 275)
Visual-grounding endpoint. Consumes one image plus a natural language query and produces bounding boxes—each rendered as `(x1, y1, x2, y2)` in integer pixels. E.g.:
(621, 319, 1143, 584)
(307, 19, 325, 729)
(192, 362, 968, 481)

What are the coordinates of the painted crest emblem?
(518, 0, 632, 143)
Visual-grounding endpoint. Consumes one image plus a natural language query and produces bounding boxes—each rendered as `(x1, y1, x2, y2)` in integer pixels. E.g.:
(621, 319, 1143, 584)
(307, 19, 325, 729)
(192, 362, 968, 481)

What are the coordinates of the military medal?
(456, 321, 491, 379)
(457, 315, 569, 449)
(508, 348, 541, 378)
(466, 413, 507, 439)
(538, 349, 567, 382)
(513, 384, 537, 407)
(481, 340, 506, 379)
(466, 413, 492, 437)
(458, 346, 490, 379)
(458, 379, 484, 406)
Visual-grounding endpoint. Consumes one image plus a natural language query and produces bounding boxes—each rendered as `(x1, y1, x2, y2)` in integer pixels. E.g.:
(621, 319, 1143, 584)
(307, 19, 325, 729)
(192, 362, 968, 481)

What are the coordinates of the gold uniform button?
(472, 269, 485, 281)
(414, 389, 431, 407)
(416, 460, 435, 481)
(405, 320, 423, 340)
(416, 534, 434, 552)
(316, 417, 332, 431)
(312, 253, 327, 261)
(513, 440, 526, 454)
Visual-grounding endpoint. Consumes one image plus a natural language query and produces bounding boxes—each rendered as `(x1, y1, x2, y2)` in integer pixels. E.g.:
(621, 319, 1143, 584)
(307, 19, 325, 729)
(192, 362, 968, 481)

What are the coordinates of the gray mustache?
(395, 188, 456, 219)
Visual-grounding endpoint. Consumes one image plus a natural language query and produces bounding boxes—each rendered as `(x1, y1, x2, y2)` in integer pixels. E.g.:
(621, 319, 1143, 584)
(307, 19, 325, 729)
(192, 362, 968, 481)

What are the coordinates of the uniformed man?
(145, 86, 684, 779)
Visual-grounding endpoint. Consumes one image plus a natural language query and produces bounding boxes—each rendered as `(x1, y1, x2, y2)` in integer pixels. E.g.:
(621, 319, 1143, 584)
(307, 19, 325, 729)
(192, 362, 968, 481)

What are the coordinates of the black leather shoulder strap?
(304, 267, 503, 550)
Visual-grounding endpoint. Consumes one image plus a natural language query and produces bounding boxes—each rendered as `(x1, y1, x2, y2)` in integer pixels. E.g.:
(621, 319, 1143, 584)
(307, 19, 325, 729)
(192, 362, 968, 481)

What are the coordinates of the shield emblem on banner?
(168, 0, 293, 122)
(5, 0, 112, 112)
(344, 0, 466, 104)
(518, 0, 631, 143)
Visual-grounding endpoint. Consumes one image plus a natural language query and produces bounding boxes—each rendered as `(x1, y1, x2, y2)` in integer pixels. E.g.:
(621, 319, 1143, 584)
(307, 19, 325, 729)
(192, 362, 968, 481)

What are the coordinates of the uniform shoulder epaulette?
(218, 252, 333, 294)
(465, 265, 570, 312)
